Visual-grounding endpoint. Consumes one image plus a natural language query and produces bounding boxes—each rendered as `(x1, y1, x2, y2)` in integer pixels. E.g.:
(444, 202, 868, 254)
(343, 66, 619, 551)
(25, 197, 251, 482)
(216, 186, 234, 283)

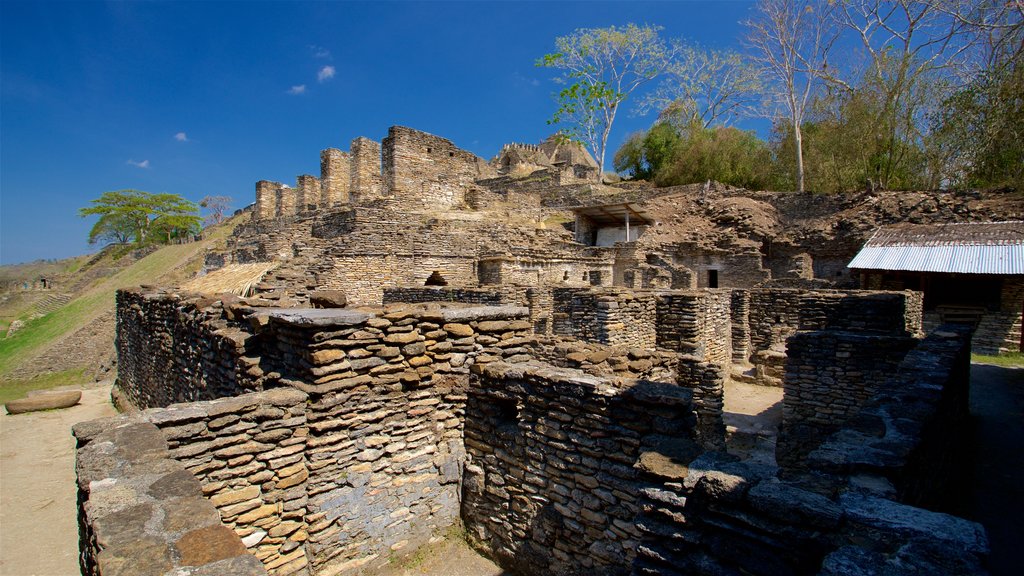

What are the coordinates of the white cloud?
(127, 159, 150, 169)
(174, 132, 188, 142)
(287, 84, 307, 95)
(310, 45, 331, 59)
(317, 65, 336, 82)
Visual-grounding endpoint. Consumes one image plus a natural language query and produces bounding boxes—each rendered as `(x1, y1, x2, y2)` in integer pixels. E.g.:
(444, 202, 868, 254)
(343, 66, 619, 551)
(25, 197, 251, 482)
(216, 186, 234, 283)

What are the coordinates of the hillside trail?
(0, 381, 116, 576)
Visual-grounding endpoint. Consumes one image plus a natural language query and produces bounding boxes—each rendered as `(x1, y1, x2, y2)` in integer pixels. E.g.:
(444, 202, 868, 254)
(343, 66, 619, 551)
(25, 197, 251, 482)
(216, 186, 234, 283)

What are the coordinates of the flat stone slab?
(5, 391, 82, 415)
(266, 308, 371, 327)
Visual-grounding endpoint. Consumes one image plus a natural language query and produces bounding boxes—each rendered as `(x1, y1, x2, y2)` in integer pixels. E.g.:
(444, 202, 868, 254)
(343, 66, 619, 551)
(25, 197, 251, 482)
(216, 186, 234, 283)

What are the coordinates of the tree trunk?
(794, 119, 805, 193)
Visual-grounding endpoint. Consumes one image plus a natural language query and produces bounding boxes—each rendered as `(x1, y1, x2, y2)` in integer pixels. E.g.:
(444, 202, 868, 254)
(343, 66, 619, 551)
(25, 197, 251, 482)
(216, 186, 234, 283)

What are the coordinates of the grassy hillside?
(0, 216, 241, 402)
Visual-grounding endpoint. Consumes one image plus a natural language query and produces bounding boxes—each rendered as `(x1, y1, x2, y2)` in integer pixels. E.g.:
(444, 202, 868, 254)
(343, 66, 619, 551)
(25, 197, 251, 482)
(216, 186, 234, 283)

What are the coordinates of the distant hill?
(0, 214, 244, 402)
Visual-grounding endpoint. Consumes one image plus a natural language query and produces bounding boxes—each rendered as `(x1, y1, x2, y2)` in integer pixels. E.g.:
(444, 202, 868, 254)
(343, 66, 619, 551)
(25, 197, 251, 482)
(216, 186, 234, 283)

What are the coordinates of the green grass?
(0, 241, 210, 378)
(0, 368, 87, 404)
(972, 352, 1024, 368)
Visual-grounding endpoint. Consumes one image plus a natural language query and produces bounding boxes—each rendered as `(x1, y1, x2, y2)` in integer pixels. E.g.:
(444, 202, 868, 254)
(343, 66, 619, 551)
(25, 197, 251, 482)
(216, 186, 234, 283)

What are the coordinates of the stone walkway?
(968, 363, 1024, 576)
(723, 378, 783, 465)
(0, 382, 116, 576)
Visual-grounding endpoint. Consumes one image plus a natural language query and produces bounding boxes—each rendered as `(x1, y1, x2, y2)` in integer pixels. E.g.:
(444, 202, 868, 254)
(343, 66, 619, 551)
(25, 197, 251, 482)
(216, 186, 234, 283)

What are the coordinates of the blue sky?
(1, 0, 757, 265)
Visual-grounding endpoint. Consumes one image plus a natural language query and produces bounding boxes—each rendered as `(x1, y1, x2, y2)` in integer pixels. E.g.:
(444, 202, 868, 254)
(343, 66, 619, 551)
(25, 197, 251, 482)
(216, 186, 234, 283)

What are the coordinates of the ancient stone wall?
(296, 175, 322, 212)
(635, 325, 985, 576)
(526, 336, 677, 381)
(806, 325, 973, 511)
(552, 288, 658, 347)
(256, 181, 281, 221)
(655, 290, 732, 366)
(462, 361, 697, 575)
(670, 246, 769, 288)
(382, 126, 492, 210)
(276, 186, 297, 219)
(742, 289, 922, 386)
(350, 137, 383, 202)
(115, 289, 261, 409)
(320, 148, 350, 206)
(74, 421, 268, 576)
(382, 286, 524, 307)
(779, 330, 918, 466)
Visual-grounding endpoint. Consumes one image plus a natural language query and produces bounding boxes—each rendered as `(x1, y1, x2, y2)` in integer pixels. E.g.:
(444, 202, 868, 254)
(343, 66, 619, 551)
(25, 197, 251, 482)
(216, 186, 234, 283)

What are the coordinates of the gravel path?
(0, 382, 115, 576)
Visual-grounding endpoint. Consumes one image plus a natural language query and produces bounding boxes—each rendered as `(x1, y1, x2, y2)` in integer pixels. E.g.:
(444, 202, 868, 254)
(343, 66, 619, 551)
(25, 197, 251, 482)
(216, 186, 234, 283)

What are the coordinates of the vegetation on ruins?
(538, 23, 673, 180)
(604, 0, 1022, 193)
(79, 189, 202, 246)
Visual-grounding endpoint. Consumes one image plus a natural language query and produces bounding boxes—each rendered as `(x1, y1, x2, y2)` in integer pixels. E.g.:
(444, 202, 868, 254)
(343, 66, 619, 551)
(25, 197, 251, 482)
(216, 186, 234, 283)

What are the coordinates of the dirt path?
(0, 382, 116, 576)
(968, 363, 1024, 576)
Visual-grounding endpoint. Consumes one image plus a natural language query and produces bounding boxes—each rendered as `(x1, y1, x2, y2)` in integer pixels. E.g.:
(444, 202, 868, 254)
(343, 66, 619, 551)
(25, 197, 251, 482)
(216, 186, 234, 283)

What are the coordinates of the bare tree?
(639, 44, 763, 129)
(199, 195, 232, 226)
(538, 24, 674, 179)
(825, 1, 1011, 188)
(746, 0, 841, 192)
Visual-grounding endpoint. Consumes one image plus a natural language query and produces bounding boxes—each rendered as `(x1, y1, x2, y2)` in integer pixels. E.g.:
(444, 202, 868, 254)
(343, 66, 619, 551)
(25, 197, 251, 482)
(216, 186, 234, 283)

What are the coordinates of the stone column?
(320, 148, 350, 206)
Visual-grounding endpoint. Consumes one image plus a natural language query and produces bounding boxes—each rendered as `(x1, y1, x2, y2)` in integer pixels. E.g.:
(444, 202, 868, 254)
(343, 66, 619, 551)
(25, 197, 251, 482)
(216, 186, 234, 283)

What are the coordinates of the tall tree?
(538, 24, 672, 179)
(746, 0, 840, 192)
(639, 44, 762, 129)
(79, 190, 201, 246)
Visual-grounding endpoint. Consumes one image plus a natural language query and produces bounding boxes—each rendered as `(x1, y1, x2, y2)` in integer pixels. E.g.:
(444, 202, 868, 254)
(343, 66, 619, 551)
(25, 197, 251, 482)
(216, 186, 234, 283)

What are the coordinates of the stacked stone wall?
(258, 305, 532, 573)
(635, 325, 985, 576)
(350, 137, 383, 202)
(115, 289, 260, 409)
(382, 126, 492, 210)
(526, 336, 677, 381)
(462, 361, 697, 575)
(779, 331, 918, 466)
(256, 181, 281, 221)
(382, 286, 523, 307)
(742, 289, 922, 386)
(320, 149, 350, 206)
(655, 290, 732, 366)
(552, 288, 658, 347)
(74, 421, 268, 576)
(296, 175, 322, 212)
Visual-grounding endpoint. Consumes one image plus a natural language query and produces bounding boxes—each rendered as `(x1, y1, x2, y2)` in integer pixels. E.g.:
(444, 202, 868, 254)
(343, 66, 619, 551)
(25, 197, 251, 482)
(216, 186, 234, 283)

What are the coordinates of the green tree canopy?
(538, 23, 673, 179)
(79, 190, 201, 246)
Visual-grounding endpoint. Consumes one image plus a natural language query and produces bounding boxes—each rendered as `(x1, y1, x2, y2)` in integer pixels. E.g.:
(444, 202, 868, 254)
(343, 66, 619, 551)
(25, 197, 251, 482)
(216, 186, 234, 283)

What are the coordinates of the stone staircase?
(32, 293, 73, 316)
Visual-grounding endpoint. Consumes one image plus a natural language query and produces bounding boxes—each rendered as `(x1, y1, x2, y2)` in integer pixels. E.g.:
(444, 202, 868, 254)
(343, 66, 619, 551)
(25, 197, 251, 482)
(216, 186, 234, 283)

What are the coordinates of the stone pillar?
(276, 185, 296, 218)
(255, 180, 278, 221)
(320, 148, 350, 206)
(296, 175, 321, 211)
(350, 137, 383, 203)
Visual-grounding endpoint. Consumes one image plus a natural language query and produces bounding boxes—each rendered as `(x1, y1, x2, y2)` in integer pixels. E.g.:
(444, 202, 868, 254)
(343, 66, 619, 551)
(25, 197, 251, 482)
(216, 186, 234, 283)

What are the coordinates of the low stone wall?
(656, 290, 732, 366)
(634, 453, 988, 576)
(381, 286, 530, 308)
(779, 330, 918, 466)
(462, 361, 698, 575)
(741, 288, 922, 386)
(76, 388, 311, 575)
(552, 288, 657, 347)
(116, 288, 261, 408)
(75, 421, 267, 576)
(261, 305, 532, 574)
(806, 325, 973, 511)
(527, 335, 677, 381)
(634, 325, 986, 576)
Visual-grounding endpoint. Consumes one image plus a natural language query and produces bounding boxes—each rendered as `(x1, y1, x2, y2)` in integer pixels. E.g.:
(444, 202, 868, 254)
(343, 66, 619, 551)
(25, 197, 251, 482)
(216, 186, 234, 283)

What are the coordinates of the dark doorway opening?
(708, 269, 719, 288)
(425, 271, 448, 286)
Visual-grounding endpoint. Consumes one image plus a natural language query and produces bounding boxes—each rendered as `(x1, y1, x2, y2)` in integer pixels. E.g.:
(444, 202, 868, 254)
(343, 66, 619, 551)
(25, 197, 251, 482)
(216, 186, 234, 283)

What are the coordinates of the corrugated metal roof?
(849, 221, 1024, 275)
(572, 203, 653, 226)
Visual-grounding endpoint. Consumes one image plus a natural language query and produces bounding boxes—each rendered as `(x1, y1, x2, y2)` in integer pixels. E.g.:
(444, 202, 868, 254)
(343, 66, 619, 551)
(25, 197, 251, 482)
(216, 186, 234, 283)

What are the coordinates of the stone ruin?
(73, 125, 1012, 576)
